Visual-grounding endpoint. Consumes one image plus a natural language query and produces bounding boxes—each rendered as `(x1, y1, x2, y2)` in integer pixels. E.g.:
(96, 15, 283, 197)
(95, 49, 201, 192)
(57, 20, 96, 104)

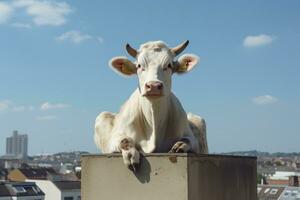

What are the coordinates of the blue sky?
(0, 0, 300, 155)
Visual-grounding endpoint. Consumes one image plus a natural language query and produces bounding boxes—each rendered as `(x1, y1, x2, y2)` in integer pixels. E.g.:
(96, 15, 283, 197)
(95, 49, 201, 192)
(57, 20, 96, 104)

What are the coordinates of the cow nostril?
(145, 82, 163, 92)
(157, 84, 163, 90)
(145, 84, 151, 90)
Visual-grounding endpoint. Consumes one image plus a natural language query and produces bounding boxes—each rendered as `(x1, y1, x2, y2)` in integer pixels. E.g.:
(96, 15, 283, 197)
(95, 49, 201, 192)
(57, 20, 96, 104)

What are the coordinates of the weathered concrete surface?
(81, 154, 257, 200)
(187, 155, 257, 200)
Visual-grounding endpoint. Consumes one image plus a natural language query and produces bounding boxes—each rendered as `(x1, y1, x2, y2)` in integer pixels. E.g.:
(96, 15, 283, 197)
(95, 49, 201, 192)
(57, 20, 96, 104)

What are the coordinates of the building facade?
(8, 168, 81, 200)
(0, 182, 44, 200)
(267, 171, 300, 186)
(6, 131, 28, 159)
(28, 180, 81, 200)
(258, 185, 300, 200)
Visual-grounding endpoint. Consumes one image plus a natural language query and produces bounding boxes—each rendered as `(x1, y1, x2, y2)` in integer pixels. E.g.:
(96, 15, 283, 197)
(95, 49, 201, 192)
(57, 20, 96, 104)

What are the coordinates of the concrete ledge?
(81, 154, 257, 200)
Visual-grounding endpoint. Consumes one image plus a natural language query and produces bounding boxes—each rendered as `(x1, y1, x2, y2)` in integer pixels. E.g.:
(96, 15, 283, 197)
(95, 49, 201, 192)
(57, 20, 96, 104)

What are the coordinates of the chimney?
(289, 176, 299, 187)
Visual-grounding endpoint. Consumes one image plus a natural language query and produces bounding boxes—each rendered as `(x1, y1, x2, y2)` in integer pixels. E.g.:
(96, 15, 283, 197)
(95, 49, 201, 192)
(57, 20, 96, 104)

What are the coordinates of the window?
(64, 197, 74, 200)
(13, 186, 26, 193)
(32, 186, 40, 193)
(270, 189, 278, 195)
(291, 191, 298, 197)
(284, 190, 291, 196)
(264, 188, 270, 193)
(257, 187, 262, 193)
(77, 196, 81, 200)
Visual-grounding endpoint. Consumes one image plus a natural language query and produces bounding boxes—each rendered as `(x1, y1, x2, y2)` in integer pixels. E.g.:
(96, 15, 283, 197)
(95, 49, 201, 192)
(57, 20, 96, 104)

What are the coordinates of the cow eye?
(137, 64, 145, 71)
(163, 63, 172, 71)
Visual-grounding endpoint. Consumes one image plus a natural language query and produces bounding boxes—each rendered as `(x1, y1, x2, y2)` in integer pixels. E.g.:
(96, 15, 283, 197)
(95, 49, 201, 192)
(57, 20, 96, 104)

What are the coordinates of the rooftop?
(53, 181, 81, 191)
(0, 184, 10, 197)
(0, 181, 44, 197)
(257, 185, 285, 200)
(19, 167, 57, 180)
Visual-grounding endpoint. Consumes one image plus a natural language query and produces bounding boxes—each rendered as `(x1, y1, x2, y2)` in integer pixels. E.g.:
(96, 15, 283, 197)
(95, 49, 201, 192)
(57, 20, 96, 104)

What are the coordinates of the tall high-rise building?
(5, 130, 28, 159)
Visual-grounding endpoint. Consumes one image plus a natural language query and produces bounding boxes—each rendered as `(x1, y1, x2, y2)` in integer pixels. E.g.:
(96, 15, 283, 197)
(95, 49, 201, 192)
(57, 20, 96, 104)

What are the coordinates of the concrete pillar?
(81, 154, 257, 200)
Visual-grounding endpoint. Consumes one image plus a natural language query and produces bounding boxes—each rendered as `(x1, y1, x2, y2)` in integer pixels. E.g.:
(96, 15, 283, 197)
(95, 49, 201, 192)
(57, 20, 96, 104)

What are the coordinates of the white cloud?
(36, 115, 57, 121)
(0, 2, 13, 24)
(97, 36, 104, 44)
(252, 95, 278, 105)
(40, 102, 70, 110)
(11, 22, 32, 28)
(0, 100, 11, 112)
(12, 0, 37, 7)
(0, 100, 34, 112)
(1, 100, 70, 113)
(56, 31, 104, 44)
(12, 105, 35, 112)
(12, 0, 72, 26)
(243, 34, 274, 47)
(56, 30, 93, 44)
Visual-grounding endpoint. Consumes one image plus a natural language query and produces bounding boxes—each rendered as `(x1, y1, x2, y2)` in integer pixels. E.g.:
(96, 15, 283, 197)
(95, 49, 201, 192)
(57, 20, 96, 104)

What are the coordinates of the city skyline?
(1, 1, 300, 154)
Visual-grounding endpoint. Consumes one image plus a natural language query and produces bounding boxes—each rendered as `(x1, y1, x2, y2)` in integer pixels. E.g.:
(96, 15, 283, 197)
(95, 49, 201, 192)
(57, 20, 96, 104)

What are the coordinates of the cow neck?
(139, 94, 170, 152)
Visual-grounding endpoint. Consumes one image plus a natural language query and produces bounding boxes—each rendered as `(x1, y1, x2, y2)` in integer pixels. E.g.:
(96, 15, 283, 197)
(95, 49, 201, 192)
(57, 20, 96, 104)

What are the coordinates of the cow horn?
(171, 40, 189, 56)
(126, 43, 137, 58)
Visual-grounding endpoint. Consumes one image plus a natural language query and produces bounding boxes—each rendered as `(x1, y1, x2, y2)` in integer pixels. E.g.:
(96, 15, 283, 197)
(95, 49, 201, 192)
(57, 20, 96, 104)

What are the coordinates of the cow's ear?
(109, 56, 136, 76)
(175, 54, 199, 74)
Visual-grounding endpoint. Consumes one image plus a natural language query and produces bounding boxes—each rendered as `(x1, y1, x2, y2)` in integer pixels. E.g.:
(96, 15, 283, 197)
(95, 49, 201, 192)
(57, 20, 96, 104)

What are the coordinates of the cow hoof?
(169, 141, 190, 153)
(128, 162, 139, 172)
(121, 147, 140, 172)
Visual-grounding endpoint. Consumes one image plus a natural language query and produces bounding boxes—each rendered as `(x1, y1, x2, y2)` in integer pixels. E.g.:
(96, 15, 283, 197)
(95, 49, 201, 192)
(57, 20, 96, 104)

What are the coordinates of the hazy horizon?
(1, 0, 300, 155)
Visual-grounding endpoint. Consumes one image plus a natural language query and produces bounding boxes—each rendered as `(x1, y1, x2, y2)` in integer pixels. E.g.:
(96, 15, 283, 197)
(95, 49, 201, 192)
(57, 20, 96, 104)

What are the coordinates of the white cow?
(94, 40, 208, 171)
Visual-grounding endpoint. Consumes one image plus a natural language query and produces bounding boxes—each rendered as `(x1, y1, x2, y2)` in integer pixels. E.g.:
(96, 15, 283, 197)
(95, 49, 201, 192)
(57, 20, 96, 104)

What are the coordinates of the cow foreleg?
(119, 138, 140, 172)
(169, 138, 192, 153)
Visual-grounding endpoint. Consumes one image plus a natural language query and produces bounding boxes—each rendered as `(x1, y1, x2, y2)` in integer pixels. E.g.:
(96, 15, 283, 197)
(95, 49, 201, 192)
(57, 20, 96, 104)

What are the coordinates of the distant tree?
(75, 171, 81, 180)
(275, 160, 284, 166)
(257, 173, 267, 184)
(265, 160, 273, 166)
(21, 163, 30, 168)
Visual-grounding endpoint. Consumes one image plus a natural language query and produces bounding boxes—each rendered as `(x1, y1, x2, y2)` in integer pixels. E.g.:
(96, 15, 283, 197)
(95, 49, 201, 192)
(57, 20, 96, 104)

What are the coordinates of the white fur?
(95, 41, 208, 168)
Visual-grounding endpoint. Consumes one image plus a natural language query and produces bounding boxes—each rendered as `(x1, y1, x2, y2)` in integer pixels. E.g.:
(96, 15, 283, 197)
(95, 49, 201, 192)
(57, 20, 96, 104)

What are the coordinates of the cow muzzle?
(144, 81, 164, 97)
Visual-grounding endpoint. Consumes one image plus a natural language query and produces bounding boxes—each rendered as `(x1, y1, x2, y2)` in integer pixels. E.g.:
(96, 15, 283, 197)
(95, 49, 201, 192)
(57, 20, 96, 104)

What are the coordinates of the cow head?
(109, 40, 199, 98)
